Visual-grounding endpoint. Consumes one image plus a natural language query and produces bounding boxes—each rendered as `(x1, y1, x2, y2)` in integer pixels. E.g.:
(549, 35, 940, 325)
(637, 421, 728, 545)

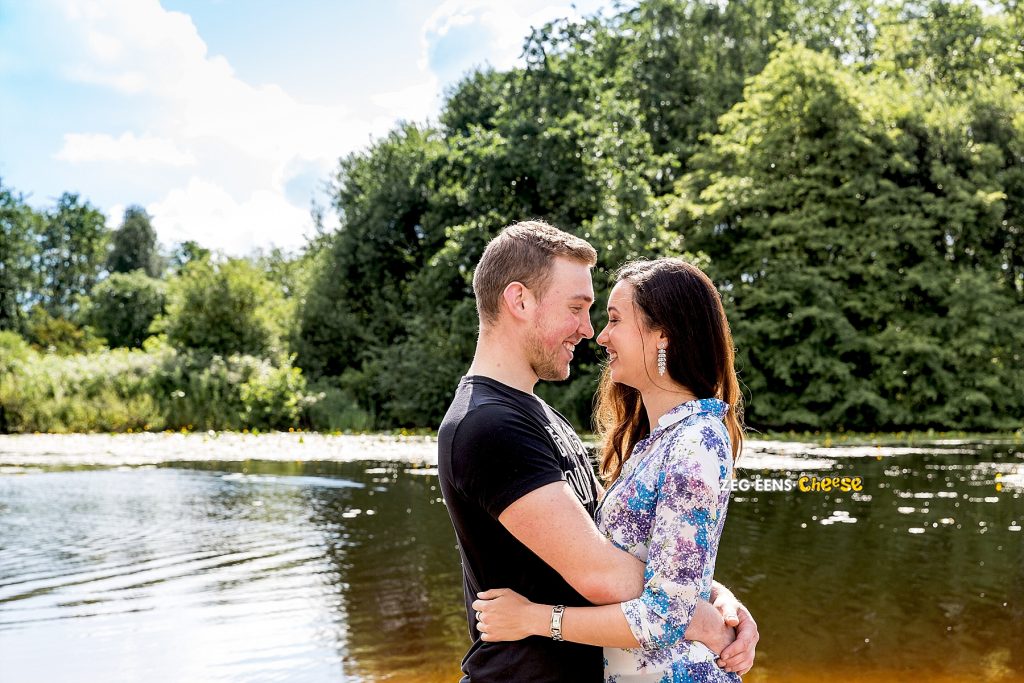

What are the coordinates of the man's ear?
(501, 281, 533, 321)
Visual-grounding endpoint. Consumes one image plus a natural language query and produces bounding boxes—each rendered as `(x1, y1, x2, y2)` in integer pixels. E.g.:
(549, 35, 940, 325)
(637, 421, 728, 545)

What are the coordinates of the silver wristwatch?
(550, 604, 565, 641)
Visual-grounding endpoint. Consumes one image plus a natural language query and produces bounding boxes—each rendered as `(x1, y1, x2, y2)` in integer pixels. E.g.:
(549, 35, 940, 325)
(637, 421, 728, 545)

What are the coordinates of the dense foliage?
(298, 0, 1023, 431)
(107, 206, 164, 277)
(81, 271, 167, 349)
(1, 0, 1021, 433)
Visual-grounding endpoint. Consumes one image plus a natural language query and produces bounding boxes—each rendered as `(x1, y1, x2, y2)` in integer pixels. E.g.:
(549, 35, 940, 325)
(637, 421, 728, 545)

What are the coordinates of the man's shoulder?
(442, 396, 542, 448)
(442, 379, 539, 430)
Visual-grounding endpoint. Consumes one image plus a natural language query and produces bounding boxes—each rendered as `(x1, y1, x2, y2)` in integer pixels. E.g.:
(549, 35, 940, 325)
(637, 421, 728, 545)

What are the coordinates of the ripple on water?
(2, 440, 1022, 682)
(220, 472, 365, 489)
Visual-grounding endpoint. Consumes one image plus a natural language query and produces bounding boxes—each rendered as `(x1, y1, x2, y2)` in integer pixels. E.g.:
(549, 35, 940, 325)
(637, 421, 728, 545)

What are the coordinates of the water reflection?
(718, 445, 1024, 682)
(0, 460, 465, 682)
(0, 442, 1021, 681)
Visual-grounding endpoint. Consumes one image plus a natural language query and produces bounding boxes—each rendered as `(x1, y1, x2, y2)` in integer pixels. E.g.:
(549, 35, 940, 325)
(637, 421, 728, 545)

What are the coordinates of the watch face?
(550, 605, 565, 640)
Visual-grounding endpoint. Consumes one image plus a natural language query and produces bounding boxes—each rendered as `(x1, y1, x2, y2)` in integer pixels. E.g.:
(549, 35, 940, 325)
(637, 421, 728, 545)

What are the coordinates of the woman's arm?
(473, 589, 735, 652)
(610, 430, 726, 650)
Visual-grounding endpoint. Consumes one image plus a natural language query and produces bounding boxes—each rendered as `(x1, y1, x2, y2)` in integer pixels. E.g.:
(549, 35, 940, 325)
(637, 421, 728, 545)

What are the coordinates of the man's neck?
(467, 329, 538, 394)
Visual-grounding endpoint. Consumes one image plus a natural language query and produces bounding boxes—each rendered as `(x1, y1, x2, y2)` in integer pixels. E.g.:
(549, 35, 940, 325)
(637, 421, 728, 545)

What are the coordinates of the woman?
(472, 258, 747, 681)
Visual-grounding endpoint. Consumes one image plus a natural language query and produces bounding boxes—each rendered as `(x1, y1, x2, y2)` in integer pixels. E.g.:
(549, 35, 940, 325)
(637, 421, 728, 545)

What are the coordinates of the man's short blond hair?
(472, 220, 598, 326)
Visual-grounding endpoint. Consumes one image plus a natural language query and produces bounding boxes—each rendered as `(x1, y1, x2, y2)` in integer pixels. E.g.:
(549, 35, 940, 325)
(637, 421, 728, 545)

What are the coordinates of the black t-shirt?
(437, 375, 604, 683)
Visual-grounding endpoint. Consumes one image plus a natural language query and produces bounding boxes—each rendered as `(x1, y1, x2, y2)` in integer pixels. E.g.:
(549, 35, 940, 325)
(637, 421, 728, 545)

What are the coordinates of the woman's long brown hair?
(595, 259, 744, 483)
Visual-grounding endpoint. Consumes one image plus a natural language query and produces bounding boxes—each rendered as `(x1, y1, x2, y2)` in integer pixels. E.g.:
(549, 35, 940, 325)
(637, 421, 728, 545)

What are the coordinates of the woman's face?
(596, 280, 663, 391)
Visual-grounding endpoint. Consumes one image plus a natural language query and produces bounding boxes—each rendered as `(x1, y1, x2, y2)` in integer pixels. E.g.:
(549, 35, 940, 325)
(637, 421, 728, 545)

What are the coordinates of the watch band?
(550, 604, 565, 641)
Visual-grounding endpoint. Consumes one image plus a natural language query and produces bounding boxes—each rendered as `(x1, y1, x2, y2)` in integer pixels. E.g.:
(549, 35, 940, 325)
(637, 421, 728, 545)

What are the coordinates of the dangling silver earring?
(657, 344, 667, 376)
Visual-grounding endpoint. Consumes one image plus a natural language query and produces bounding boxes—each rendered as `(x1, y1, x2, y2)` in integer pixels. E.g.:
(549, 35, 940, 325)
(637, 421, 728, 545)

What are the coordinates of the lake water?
(0, 434, 1021, 682)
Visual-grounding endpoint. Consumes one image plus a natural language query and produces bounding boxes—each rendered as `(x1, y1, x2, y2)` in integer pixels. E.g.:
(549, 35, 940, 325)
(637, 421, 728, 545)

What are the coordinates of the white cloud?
(84, 29, 123, 63)
(370, 78, 443, 128)
(105, 203, 126, 230)
(421, 0, 596, 75)
(148, 177, 310, 254)
(35, 0, 608, 255)
(57, 1, 366, 159)
(50, 0, 378, 254)
(56, 132, 196, 166)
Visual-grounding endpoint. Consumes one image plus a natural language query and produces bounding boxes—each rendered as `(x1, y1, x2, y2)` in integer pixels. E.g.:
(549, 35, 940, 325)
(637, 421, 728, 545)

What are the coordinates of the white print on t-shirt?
(544, 421, 595, 506)
(544, 420, 587, 459)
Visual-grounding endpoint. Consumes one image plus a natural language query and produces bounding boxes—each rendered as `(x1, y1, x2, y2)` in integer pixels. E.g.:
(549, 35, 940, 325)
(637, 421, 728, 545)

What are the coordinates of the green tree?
(24, 304, 106, 355)
(250, 245, 322, 354)
(169, 240, 212, 271)
(81, 271, 167, 348)
(159, 258, 288, 357)
(107, 205, 164, 277)
(296, 123, 445, 380)
(679, 41, 1024, 430)
(38, 193, 108, 319)
(0, 181, 44, 333)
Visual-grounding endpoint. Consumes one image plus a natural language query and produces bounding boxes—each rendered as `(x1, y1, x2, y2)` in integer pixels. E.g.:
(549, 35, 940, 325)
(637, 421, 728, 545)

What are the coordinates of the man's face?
(526, 257, 595, 382)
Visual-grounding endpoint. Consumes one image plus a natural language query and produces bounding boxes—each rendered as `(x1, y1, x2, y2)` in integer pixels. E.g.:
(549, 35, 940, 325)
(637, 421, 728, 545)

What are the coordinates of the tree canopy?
(107, 205, 164, 277)
(1, 0, 1021, 434)
(296, 0, 1024, 431)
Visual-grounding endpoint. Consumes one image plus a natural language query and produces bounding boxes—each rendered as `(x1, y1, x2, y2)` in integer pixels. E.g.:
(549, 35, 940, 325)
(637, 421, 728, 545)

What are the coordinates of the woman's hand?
(472, 588, 549, 642)
(703, 615, 738, 657)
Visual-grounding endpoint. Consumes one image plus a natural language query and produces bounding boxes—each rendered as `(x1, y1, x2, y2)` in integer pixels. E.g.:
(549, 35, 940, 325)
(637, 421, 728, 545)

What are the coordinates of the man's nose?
(580, 315, 595, 340)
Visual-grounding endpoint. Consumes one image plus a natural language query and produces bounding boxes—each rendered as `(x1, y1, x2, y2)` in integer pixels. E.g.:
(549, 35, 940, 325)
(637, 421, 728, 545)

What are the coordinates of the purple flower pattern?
(597, 399, 741, 683)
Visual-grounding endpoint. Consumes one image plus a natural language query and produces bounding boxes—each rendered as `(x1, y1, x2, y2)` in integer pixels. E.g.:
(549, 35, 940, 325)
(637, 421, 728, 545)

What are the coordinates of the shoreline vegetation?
(1, 429, 1018, 478)
(3, 0, 1023, 437)
(1, 328, 1021, 440)
(1, 425, 1020, 446)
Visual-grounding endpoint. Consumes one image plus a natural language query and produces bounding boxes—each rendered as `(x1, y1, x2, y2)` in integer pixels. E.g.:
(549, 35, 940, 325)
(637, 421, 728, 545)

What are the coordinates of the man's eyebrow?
(570, 293, 594, 303)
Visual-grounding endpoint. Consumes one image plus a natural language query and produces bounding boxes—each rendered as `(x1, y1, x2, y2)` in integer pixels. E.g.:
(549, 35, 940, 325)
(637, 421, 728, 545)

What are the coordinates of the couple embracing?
(438, 221, 759, 682)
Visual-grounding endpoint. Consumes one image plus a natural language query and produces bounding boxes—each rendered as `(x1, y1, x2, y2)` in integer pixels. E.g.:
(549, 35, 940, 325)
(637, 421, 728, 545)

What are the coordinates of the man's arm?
(498, 481, 643, 604)
(496, 481, 730, 645)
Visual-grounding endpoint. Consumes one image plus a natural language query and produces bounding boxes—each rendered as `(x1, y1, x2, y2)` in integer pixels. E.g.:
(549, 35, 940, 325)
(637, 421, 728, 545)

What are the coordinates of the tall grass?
(0, 332, 371, 433)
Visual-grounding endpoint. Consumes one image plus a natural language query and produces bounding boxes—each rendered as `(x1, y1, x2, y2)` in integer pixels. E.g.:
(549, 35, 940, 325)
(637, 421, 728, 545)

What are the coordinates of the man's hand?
(712, 588, 741, 627)
(716, 602, 758, 675)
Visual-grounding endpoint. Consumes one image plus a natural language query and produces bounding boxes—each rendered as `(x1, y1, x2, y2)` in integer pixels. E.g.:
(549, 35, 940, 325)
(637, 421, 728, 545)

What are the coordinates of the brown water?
(0, 439, 1021, 682)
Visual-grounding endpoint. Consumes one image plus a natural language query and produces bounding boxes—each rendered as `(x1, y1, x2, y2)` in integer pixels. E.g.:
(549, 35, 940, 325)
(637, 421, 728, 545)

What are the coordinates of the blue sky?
(0, 0, 611, 254)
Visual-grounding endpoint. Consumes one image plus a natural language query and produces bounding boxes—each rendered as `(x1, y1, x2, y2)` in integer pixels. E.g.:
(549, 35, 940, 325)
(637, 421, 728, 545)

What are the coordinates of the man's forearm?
(577, 545, 645, 604)
(498, 482, 646, 605)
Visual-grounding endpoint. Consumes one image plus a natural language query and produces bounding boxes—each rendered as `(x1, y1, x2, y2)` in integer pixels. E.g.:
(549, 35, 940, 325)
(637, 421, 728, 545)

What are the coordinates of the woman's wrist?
(533, 603, 555, 638)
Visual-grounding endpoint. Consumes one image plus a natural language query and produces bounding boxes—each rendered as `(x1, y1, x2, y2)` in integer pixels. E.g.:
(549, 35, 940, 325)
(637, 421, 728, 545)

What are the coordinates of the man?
(438, 221, 758, 682)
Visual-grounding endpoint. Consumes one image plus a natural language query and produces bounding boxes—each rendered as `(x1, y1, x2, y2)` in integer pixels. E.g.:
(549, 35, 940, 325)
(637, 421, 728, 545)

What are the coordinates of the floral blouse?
(596, 398, 741, 683)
